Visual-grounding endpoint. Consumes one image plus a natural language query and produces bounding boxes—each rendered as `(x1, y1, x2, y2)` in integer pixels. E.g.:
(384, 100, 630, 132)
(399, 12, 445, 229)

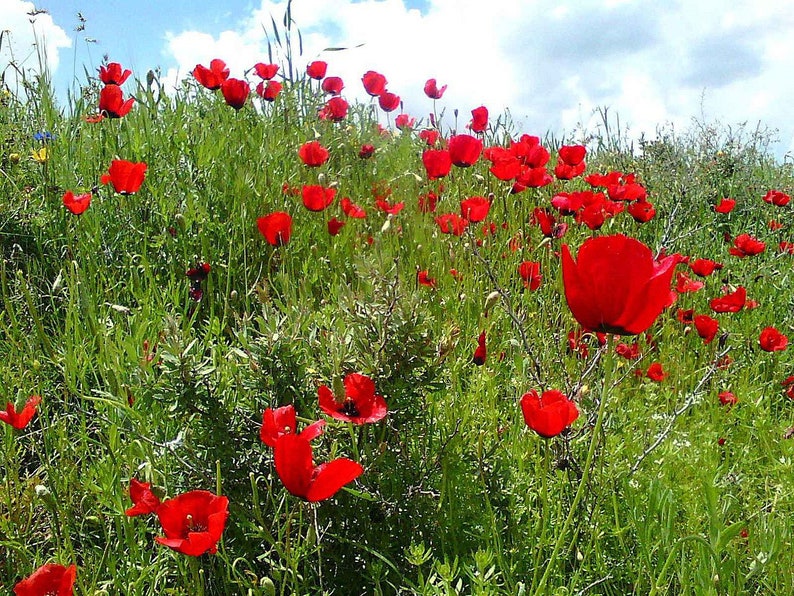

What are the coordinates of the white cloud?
(161, 0, 794, 158)
(0, 0, 71, 88)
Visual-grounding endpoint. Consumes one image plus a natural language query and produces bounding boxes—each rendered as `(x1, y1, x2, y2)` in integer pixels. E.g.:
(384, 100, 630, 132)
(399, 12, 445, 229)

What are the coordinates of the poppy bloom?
(125, 478, 162, 517)
(101, 160, 147, 195)
(306, 60, 328, 80)
(469, 106, 488, 133)
(554, 144, 587, 179)
(729, 233, 766, 257)
(341, 197, 367, 219)
(257, 212, 292, 246)
(98, 84, 134, 118)
(0, 395, 41, 430)
(435, 213, 468, 236)
(395, 113, 415, 130)
(378, 91, 400, 112)
(260, 404, 325, 448)
(154, 490, 229, 556)
(253, 63, 279, 80)
(62, 190, 92, 215)
(422, 149, 452, 180)
(321, 76, 344, 95)
(615, 341, 641, 359)
(689, 258, 723, 277)
(419, 128, 441, 146)
(423, 78, 447, 99)
(675, 271, 704, 293)
(418, 191, 439, 213)
(302, 185, 336, 212)
(318, 96, 348, 121)
(714, 198, 736, 213)
(694, 314, 719, 344)
(709, 286, 746, 313)
(256, 80, 282, 101)
(520, 389, 579, 438)
(14, 563, 76, 596)
(645, 362, 668, 382)
(448, 134, 483, 167)
(627, 200, 656, 223)
(417, 270, 436, 288)
(460, 196, 490, 222)
(274, 433, 364, 502)
(518, 261, 542, 291)
(762, 189, 791, 206)
(719, 391, 738, 407)
(221, 78, 250, 110)
(561, 234, 679, 335)
(193, 59, 230, 90)
(362, 70, 387, 96)
(318, 373, 387, 424)
(472, 331, 487, 365)
(99, 62, 132, 85)
(298, 141, 330, 167)
(781, 241, 794, 255)
(759, 326, 788, 352)
(358, 144, 375, 159)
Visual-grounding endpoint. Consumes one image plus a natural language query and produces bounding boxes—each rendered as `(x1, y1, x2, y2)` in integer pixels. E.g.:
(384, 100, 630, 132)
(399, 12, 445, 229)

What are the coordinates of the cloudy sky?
(3, 0, 794, 160)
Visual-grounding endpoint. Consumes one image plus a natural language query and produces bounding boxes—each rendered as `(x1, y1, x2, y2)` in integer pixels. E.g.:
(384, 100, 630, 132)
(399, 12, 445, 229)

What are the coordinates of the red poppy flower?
(472, 331, 487, 365)
(417, 270, 436, 288)
(518, 261, 542, 291)
(193, 59, 230, 90)
(298, 141, 330, 167)
(362, 70, 387, 96)
(274, 433, 364, 502)
(253, 63, 279, 80)
(422, 149, 452, 180)
(520, 389, 579, 438)
(321, 76, 344, 95)
(302, 185, 336, 212)
(0, 395, 41, 430)
(709, 286, 746, 313)
(318, 96, 348, 121)
(419, 129, 441, 147)
(260, 404, 325, 448)
(561, 234, 679, 335)
(256, 80, 282, 101)
(469, 106, 488, 133)
(395, 113, 415, 130)
(99, 62, 132, 85)
(62, 190, 92, 215)
(318, 373, 387, 424)
(487, 150, 522, 181)
(615, 341, 641, 359)
(689, 258, 723, 277)
(759, 326, 788, 352)
(306, 61, 328, 80)
(677, 308, 694, 324)
(423, 78, 447, 99)
(100, 160, 147, 195)
(781, 241, 794, 255)
(375, 199, 404, 215)
(460, 196, 490, 222)
(719, 391, 738, 406)
(98, 84, 134, 118)
(221, 78, 250, 110)
(257, 212, 292, 246)
(154, 490, 229, 556)
(531, 208, 566, 238)
(627, 200, 656, 223)
(783, 376, 794, 400)
(554, 145, 587, 179)
(341, 197, 367, 219)
(378, 91, 400, 112)
(358, 144, 375, 159)
(694, 314, 719, 344)
(675, 271, 704, 293)
(646, 362, 668, 382)
(762, 189, 791, 206)
(714, 197, 736, 213)
(14, 563, 76, 596)
(512, 165, 553, 192)
(769, 219, 784, 231)
(435, 213, 468, 236)
(448, 134, 483, 167)
(125, 478, 162, 517)
(323, 217, 344, 236)
(418, 191, 439, 213)
(729, 233, 766, 257)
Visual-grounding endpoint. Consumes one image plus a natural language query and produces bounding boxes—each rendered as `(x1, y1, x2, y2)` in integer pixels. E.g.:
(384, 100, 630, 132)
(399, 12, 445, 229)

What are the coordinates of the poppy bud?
(483, 290, 500, 315)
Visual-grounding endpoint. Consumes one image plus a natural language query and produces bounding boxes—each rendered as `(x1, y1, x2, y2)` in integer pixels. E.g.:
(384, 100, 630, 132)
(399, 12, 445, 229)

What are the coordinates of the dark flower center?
(186, 513, 207, 533)
(340, 398, 360, 418)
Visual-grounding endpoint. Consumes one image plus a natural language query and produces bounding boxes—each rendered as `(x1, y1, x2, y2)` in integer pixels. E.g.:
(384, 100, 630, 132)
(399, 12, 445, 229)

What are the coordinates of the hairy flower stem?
(535, 337, 614, 593)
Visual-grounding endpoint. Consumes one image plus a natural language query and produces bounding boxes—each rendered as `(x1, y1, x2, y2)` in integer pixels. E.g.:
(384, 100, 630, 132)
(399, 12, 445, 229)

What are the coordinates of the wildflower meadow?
(1, 11, 794, 595)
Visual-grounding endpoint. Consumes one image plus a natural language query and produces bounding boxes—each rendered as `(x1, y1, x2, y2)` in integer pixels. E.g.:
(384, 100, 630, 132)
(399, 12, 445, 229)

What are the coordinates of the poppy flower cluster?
(95, 61, 135, 119)
(193, 58, 250, 109)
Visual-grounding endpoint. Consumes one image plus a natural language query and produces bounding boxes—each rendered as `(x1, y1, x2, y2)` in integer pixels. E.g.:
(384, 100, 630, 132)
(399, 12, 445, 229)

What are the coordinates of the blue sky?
(3, 0, 794, 161)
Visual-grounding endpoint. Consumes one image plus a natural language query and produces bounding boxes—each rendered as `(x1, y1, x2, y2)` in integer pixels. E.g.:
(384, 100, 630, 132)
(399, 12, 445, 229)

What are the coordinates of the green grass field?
(1, 47, 793, 595)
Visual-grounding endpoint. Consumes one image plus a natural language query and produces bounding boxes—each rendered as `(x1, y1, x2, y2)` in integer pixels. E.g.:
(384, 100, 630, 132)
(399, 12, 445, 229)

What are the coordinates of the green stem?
(535, 337, 614, 593)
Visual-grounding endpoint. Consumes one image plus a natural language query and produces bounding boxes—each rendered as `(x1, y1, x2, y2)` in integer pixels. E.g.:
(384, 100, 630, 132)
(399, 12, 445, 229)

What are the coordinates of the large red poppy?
(125, 478, 162, 517)
(378, 92, 400, 112)
(221, 78, 250, 110)
(448, 134, 482, 167)
(469, 106, 488, 133)
(362, 70, 387, 96)
(0, 395, 41, 430)
(319, 96, 348, 121)
(561, 234, 679, 335)
(460, 196, 490, 222)
(302, 185, 336, 212)
(256, 80, 282, 101)
(100, 160, 147, 195)
(729, 233, 766, 257)
(14, 563, 76, 596)
(253, 63, 279, 80)
(422, 149, 452, 180)
(694, 315, 719, 344)
(257, 212, 293, 246)
(318, 373, 387, 424)
(306, 61, 328, 80)
(62, 190, 92, 215)
(260, 404, 325, 448)
(709, 286, 746, 313)
(154, 490, 229, 556)
(298, 141, 330, 167)
(193, 59, 230, 90)
(759, 326, 788, 352)
(520, 389, 579, 438)
(98, 84, 134, 118)
(99, 62, 132, 85)
(274, 433, 363, 502)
